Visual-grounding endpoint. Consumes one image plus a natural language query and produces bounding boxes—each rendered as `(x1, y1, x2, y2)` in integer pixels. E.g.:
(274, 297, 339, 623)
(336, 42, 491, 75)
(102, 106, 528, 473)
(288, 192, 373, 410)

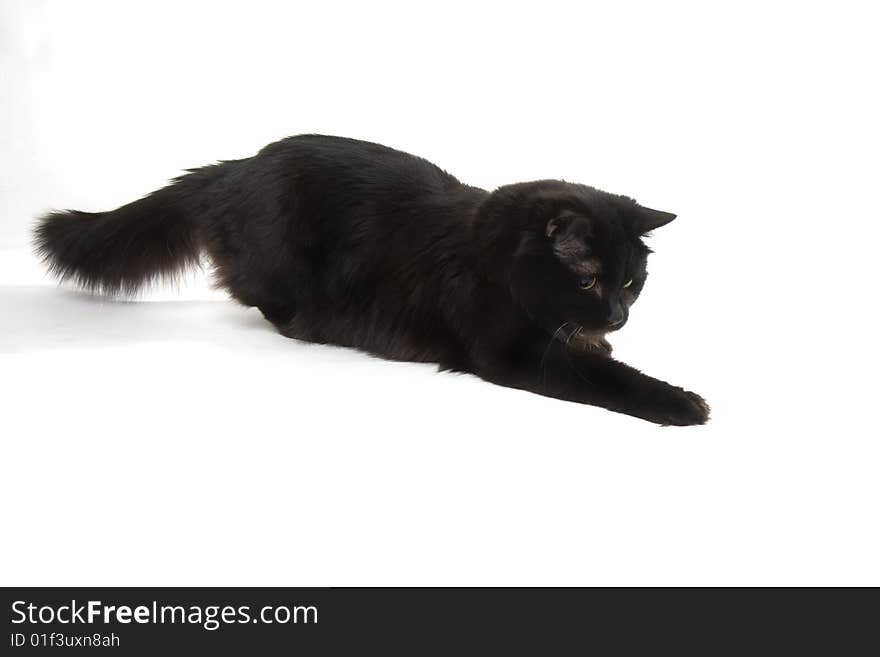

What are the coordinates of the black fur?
(34, 134, 709, 425)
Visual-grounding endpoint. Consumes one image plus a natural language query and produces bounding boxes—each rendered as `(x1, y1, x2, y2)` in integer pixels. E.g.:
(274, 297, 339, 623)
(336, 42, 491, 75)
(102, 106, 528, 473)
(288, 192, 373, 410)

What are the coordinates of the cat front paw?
(572, 333, 613, 356)
(640, 386, 711, 426)
(590, 336, 613, 356)
(676, 390, 711, 426)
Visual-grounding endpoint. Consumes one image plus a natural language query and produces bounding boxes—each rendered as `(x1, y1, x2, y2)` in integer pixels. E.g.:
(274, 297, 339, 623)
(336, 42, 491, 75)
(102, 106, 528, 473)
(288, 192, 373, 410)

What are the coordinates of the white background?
(1, 0, 878, 585)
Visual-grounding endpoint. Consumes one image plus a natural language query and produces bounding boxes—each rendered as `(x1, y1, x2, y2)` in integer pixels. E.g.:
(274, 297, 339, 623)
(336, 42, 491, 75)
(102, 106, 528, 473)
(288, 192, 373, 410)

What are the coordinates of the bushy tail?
(34, 183, 201, 296)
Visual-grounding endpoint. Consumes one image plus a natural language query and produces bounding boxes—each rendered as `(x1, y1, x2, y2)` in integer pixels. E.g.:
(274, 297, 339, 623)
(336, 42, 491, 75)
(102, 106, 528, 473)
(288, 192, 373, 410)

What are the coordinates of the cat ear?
(633, 206, 677, 234)
(546, 215, 571, 237)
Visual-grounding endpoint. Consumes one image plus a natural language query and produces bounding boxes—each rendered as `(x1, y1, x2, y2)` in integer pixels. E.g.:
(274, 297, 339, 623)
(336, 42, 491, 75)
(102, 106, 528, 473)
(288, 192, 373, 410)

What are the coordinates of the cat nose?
(607, 306, 626, 328)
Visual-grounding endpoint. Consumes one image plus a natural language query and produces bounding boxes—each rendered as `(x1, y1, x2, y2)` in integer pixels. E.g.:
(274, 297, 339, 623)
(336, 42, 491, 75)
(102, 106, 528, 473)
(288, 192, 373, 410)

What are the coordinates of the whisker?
(574, 326, 584, 351)
(540, 321, 570, 388)
(565, 325, 583, 350)
(562, 324, 595, 386)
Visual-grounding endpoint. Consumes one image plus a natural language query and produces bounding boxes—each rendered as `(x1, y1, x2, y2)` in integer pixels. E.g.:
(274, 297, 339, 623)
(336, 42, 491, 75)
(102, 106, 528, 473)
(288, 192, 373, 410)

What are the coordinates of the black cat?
(35, 134, 709, 425)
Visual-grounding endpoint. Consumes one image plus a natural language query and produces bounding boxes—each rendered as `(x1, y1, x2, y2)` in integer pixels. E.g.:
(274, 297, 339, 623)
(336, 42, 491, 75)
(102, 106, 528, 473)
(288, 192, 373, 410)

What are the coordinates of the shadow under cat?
(0, 285, 287, 355)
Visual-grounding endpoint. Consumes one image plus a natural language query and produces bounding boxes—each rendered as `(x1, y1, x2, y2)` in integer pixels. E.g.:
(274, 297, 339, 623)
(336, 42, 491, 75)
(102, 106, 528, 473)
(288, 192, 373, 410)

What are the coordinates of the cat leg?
(258, 303, 296, 326)
(476, 342, 709, 426)
(273, 314, 329, 344)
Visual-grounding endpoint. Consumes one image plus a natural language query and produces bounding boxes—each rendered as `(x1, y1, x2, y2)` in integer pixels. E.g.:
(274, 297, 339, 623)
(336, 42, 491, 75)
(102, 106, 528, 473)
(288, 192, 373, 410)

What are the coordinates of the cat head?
(479, 180, 676, 341)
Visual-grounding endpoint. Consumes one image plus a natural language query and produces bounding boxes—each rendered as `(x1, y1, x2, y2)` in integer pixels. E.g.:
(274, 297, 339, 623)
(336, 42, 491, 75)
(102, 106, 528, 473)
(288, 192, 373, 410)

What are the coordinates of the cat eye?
(623, 279, 633, 288)
(578, 276, 597, 291)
